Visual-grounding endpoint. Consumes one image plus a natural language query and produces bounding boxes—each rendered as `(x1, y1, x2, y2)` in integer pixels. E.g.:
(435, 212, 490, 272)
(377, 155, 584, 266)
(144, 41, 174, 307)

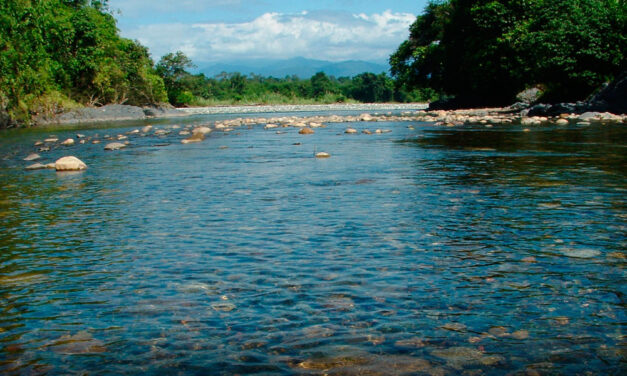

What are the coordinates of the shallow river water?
(0, 112, 625, 375)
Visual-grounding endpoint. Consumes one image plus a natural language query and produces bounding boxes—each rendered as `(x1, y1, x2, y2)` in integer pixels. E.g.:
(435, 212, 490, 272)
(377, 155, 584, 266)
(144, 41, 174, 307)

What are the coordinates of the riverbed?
(0, 110, 625, 374)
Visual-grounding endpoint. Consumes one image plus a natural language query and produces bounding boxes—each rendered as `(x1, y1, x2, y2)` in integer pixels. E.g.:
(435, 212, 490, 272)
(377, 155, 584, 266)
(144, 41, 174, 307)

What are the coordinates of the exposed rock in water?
(24, 153, 41, 161)
(55, 156, 87, 171)
(142, 125, 153, 133)
(315, 152, 331, 158)
(182, 132, 205, 144)
(192, 126, 212, 135)
(25, 163, 46, 171)
(61, 138, 75, 146)
(299, 127, 314, 135)
(104, 142, 127, 151)
(345, 128, 358, 134)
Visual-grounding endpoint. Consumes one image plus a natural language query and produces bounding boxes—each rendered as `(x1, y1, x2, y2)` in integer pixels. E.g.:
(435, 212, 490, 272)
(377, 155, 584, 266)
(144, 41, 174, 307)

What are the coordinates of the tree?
(156, 51, 196, 105)
(390, 0, 626, 105)
(310, 72, 333, 98)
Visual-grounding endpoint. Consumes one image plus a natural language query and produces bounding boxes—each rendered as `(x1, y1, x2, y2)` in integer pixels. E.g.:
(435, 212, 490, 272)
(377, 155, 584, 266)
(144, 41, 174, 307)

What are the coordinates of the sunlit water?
(0, 112, 625, 375)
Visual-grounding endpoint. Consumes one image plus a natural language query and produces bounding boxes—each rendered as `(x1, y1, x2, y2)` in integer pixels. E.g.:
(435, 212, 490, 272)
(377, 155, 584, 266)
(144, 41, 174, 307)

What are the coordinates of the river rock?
(555, 118, 569, 125)
(55, 156, 87, 171)
(345, 128, 358, 134)
(25, 163, 46, 171)
(44, 137, 58, 143)
(299, 127, 314, 135)
(104, 142, 127, 151)
(181, 133, 205, 144)
(24, 153, 41, 161)
(142, 125, 153, 133)
(192, 126, 212, 135)
(61, 138, 75, 146)
(315, 152, 331, 158)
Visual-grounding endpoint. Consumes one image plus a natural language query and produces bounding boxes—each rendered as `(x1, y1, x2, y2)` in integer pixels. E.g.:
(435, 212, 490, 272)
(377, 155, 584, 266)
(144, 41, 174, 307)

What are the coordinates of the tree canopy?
(0, 0, 167, 125)
(390, 0, 626, 106)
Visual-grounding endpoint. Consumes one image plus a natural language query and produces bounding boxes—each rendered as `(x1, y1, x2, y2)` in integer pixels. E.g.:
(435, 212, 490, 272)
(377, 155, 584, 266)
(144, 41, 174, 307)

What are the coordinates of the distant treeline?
(155, 52, 435, 107)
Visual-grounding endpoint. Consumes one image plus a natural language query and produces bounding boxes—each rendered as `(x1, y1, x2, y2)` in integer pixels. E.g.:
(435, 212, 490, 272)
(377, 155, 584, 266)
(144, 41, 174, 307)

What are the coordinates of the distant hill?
(196, 57, 389, 78)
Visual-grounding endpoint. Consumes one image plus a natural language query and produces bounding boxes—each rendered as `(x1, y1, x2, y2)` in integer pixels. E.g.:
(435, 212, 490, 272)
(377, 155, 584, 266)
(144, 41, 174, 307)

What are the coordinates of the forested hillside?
(0, 0, 167, 126)
(390, 0, 626, 107)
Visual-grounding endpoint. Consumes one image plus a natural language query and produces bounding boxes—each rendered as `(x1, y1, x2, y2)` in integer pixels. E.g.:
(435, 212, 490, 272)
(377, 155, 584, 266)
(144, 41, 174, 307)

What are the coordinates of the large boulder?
(55, 156, 87, 171)
(516, 87, 543, 104)
(587, 71, 627, 114)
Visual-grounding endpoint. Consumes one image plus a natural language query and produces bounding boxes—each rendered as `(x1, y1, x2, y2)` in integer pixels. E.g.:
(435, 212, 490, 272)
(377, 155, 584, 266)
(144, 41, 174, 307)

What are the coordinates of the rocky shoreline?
(21, 105, 626, 172)
(35, 104, 189, 126)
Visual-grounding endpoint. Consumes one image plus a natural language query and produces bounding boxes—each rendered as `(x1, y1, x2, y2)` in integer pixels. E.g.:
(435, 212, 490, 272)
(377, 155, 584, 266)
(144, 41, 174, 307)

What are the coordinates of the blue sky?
(107, 0, 429, 64)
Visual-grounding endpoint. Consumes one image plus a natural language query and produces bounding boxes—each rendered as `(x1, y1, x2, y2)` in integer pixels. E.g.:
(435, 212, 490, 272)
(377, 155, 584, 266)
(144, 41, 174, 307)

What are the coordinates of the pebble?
(211, 302, 236, 312)
(511, 330, 529, 340)
(560, 248, 601, 258)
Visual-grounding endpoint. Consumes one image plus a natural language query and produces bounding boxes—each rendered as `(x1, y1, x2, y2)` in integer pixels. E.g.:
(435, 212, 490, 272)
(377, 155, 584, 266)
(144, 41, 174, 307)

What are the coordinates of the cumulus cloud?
(120, 10, 415, 63)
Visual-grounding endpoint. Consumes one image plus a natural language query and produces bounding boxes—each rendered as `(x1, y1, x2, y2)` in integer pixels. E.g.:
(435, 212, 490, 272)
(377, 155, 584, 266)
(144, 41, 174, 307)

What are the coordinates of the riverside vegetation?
(1, 0, 624, 128)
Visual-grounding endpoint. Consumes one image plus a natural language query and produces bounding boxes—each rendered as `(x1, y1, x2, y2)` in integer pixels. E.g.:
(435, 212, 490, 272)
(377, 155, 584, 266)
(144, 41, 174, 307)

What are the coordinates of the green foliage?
(152, 52, 422, 107)
(0, 0, 167, 126)
(391, 0, 626, 105)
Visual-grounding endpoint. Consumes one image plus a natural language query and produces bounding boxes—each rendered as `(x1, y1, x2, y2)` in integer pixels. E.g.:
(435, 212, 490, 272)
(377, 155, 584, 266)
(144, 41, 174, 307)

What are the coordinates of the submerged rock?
(55, 156, 87, 171)
(50, 331, 106, 354)
(24, 153, 41, 161)
(25, 163, 46, 171)
(104, 142, 127, 151)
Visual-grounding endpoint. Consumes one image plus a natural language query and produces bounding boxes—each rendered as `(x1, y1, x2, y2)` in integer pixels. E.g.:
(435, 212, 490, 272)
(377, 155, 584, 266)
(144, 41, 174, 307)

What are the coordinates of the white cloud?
(119, 10, 415, 63)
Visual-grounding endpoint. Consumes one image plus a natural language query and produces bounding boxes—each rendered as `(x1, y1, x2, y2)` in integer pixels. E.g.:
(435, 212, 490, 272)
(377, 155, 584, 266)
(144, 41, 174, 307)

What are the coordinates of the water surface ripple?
(0, 115, 625, 375)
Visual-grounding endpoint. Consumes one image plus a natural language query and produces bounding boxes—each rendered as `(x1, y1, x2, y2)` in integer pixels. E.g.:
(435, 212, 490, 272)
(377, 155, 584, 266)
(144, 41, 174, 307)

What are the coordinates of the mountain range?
(195, 57, 390, 79)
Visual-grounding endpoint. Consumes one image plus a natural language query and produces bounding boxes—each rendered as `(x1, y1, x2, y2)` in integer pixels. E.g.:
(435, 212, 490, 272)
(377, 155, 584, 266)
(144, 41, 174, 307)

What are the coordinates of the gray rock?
(516, 87, 543, 104)
(104, 142, 127, 151)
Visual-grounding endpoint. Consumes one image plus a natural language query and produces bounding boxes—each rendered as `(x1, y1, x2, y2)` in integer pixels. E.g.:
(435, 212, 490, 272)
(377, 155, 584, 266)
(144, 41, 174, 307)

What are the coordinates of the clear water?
(0, 114, 625, 375)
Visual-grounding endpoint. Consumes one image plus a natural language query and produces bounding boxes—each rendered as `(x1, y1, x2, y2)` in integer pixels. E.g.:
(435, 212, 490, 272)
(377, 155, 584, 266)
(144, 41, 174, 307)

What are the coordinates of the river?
(0, 111, 625, 374)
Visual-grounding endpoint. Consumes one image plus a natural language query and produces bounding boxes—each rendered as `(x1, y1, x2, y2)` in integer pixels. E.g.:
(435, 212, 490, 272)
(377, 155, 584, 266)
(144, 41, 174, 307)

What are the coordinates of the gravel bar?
(179, 103, 428, 115)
